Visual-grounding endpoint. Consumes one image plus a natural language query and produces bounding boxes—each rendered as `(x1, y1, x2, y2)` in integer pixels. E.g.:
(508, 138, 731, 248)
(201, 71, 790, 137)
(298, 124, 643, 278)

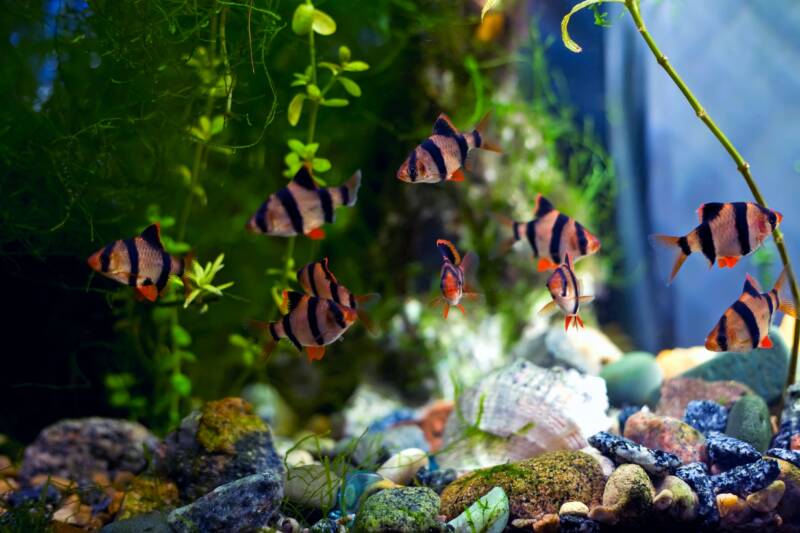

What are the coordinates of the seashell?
(439, 361, 611, 472)
(285, 449, 315, 467)
(376, 448, 428, 485)
(580, 446, 614, 478)
(447, 486, 509, 533)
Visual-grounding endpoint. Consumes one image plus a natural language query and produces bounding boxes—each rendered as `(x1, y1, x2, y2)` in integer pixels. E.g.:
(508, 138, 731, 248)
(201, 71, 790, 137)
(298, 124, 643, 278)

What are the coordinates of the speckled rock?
(766, 448, 800, 468)
(117, 476, 179, 520)
(415, 467, 457, 494)
(439, 451, 605, 522)
(710, 459, 780, 496)
(354, 487, 443, 532)
(653, 377, 753, 418)
(588, 432, 681, 475)
(100, 511, 172, 533)
(19, 418, 158, 486)
(623, 410, 707, 465)
(706, 432, 761, 471)
(773, 383, 800, 450)
(683, 400, 728, 435)
(600, 352, 662, 408)
(653, 475, 697, 522)
(159, 397, 284, 501)
(167, 471, 283, 533)
(675, 462, 718, 527)
(558, 514, 600, 533)
(725, 395, 772, 452)
(680, 327, 789, 405)
(588, 464, 654, 526)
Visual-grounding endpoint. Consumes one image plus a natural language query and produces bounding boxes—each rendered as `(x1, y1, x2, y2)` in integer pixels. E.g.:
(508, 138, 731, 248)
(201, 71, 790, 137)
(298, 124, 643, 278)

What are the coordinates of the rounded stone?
(600, 464, 655, 525)
(353, 487, 442, 533)
(623, 410, 707, 465)
(600, 352, 662, 408)
(725, 395, 772, 453)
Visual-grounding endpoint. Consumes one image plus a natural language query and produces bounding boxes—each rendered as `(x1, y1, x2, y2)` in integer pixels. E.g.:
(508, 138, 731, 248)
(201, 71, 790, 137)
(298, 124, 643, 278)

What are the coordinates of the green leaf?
(199, 115, 210, 133)
(292, 3, 315, 35)
(172, 324, 192, 347)
(288, 138, 306, 154)
(561, 0, 625, 53)
(318, 61, 341, 74)
(342, 61, 369, 72)
(210, 115, 225, 135)
(312, 157, 331, 172)
(312, 9, 337, 35)
(320, 98, 349, 107)
(337, 77, 361, 97)
(339, 45, 351, 63)
(290, 79, 307, 87)
(170, 373, 192, 397)
(306, 84, 321, 99)
(305, 142, 319, 157)
(288, 93, 305, 126)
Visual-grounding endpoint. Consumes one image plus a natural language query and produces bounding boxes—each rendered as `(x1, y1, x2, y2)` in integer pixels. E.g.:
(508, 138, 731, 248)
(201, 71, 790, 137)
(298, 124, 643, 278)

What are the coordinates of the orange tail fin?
(774, 268, 798, 318)
(648, 234, 690, 285)
(473, 111, 502, 153)
(354, 293, 381, 335)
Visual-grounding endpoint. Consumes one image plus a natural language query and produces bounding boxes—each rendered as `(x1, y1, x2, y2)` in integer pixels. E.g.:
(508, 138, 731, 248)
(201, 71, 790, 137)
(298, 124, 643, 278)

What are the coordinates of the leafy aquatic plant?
(561, 0, 800, 397)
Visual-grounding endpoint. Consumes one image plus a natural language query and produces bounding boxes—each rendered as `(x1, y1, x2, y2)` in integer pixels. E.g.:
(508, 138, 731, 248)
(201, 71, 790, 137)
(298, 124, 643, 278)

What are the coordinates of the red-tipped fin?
(436, 239, 462, 265)
(759, 335, 773, 349)
(575, 315, 585, 329)
(449, 168, 466, 182)
(564, 315, 573, 331)
(456, 304, 466, 315)
(537, 258, 558, 272)
(432, 113, 460, 137)
(306, 228, 326, 240)
(136, 285, 159, 302)
(774, 268, 798, 318)
(473, 111, 502, 153)
(443, 304, 450, 320)
(648, 234, 690, 285)
(305, 346, 326, 362)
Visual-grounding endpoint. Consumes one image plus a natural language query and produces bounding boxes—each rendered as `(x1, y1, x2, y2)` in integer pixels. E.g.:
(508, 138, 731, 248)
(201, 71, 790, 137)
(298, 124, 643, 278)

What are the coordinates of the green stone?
(600, 352, 662, 407)
(681, 327, 789, 405)
(725, 394, 772, 452)
(354, 487, 443, 533)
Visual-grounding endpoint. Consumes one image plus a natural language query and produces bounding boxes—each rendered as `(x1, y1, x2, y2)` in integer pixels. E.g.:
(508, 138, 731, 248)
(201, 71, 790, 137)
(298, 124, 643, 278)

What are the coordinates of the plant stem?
(623, 0, 800, 390)
(306, 29, 319, 145)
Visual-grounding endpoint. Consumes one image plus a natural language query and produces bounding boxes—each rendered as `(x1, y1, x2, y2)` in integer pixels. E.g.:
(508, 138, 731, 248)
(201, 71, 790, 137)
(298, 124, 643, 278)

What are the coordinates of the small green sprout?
(182, 253, 235, 310)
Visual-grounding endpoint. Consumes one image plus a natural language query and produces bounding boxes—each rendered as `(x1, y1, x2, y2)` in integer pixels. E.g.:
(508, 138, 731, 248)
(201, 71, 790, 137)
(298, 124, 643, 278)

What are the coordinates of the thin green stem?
(623, 0, 800, 391)
(306, 29, 319, 145)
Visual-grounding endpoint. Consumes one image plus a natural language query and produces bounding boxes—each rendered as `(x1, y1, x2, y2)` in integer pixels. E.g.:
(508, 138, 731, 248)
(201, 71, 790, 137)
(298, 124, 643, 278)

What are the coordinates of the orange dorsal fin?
(533, 194, 555, 218)
(432, 113, 460, 137)
(292, 164, 318, 190)
(759, 336, 773, 349)
(449, 168, 466, 182)
(140, 223, 164, 249)
(305, 345, 326, 362)
(436, 239, 462, 265)
(306, 228, 326, 240)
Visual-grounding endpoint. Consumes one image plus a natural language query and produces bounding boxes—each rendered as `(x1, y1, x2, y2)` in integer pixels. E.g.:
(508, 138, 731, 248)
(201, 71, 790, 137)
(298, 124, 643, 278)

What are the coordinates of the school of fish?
(87, 112, 796, 360)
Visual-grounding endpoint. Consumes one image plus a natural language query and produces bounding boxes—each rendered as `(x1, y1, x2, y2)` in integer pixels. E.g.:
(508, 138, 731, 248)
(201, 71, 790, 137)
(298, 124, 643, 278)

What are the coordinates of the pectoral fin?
(759, 336, 773, 349)
(136, 285, 159, 302)
(537, 258, 558, 272)
(449, 168, 466, 182)
(306, 228, 326, 240)
(305, 346, 326, 362)
(538, 300, 558, 316)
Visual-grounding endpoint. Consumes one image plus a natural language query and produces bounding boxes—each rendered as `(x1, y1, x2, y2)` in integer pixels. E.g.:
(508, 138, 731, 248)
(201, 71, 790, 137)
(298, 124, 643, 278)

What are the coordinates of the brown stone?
(623, 411, 707, 464)
(656, 377, 753, 418)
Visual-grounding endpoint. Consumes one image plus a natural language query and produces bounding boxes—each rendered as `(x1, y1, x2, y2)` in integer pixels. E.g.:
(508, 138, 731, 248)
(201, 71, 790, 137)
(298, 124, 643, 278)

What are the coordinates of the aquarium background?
(2, 0, 799, 450)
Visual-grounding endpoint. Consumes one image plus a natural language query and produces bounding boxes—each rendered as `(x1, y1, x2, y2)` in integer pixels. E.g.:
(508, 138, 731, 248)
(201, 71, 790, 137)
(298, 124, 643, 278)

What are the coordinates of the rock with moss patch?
(725, 395, 772, 452)
(117, 476, 180, 520)
(589, 464, 654, 526)
(353, 487, 443, 532)
(775, 458, 800, 532)
(439, 451, 605, 523)
(159, 397, 284, 501)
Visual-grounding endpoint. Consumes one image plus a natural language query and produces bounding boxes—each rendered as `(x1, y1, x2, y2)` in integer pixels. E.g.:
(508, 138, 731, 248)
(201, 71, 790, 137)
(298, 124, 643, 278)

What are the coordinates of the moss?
(118, 476, 180, 520)
(353, 487, 443, 533)
(439, 451, 605, 521)
(602, 464, 655, 525)
(196, 398, 266, 454)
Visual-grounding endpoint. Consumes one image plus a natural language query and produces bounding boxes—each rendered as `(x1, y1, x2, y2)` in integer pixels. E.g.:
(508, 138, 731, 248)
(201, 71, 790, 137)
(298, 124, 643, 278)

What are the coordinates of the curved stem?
(623, 0, 800, 390)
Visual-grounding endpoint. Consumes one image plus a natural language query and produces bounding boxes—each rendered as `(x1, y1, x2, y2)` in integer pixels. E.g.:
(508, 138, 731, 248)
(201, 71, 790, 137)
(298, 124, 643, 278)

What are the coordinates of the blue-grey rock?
(766, 448, 800, 468)
(559, 514, 600, 532)
(680, 327, 788, 405)
(706, 432, 761, 470)
(353, 487, 444, 532)
(710, 458, 780, 496)
(588, 431, 681, 475)
(100, 512, 172, 533)
(618, 406, 641, 434)
(683, 400, 728, 435)
(310, 517, 340, 533)
(675, 462, 718, 527)
(772, 383, 800, 449)
(600, 352, 662, 408)
(167, 471, 283, 533)
(725, 394, 772, 452)
(415, 467, 457, 494)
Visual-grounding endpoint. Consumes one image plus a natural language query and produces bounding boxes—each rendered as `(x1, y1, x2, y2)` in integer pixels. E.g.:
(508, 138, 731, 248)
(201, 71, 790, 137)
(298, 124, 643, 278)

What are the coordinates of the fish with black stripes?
(87, 223, 192, 302)
(705, 270, 797, 352)
(432, 239, 480, 319)
(496, 194, 601, 272)
(296, 258, 380, 333)
(396, 112, 501, 184)
(539, 253, 594, 331)
(246, 164, 361, 240)
(650, 202, 782, 284)
(264, 291, 358, 362)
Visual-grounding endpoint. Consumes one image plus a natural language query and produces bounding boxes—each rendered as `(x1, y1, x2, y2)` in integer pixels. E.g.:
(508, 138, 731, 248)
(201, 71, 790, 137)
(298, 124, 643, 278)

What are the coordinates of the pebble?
(309, 517, 342, 533)
(725, 394, 772, 452)
(600, 352, 662, 408)
(706, 432, 761, 470)
(559, 501, 589, 516)
(414, 467, 457, 494)
(376, 448, 428, 485)
(593, 464, 655, 526)
(716, 493, 751, 526)
(617, 406, 641, 434)
(588, 431, 681, 475)
(683, 400, 728, 435)
(766, 447, 800, 468)
(623, 410, 707, 465)
(653, 377, 753, 418)
(675, 462, 719, 527)
(772, 383, 800, 449)
(710, 458, 780, 496)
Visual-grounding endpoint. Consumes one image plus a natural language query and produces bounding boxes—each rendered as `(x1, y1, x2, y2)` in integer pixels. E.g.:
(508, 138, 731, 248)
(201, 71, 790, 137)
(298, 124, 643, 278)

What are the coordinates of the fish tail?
(648, 234, 690, 285)
(774, 268, 798, 318)
(344, 170, 361, 206)
(181, 251, 195, 298)
(356, 308, 379, 336)
(472, 110, 502, 153)
(491, 213, 517, 257)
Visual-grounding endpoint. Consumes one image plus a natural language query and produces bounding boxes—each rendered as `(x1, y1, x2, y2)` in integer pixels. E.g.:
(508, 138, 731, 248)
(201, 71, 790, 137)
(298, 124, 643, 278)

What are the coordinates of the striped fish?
(246, 164, 360, 240)
(265, 291, 358, 362)
(539, 254, 594, 331)
(497, 194, 601, 272)
(650, 202, 782, 283)
(396, 112, 501, 184)
(296, 258, 380, 333)
(433, 239, 480, 319)
(87, 223, 191, 302)
(705, 270, 797, 352)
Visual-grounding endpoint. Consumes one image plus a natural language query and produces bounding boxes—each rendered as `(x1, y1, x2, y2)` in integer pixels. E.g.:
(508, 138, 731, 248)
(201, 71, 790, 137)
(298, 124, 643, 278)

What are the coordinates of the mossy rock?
(196, 397, 266, 453)
(725, 394, 772, 452)
(118, 476, 180, 520)
(439, 451, 605, 522)
(354, 487, 443, 533)
(599, 464, 655, 525)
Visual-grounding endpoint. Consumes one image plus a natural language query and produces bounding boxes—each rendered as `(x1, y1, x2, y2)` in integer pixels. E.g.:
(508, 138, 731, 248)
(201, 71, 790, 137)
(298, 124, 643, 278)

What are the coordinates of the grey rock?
(100, 511, 172, 533)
